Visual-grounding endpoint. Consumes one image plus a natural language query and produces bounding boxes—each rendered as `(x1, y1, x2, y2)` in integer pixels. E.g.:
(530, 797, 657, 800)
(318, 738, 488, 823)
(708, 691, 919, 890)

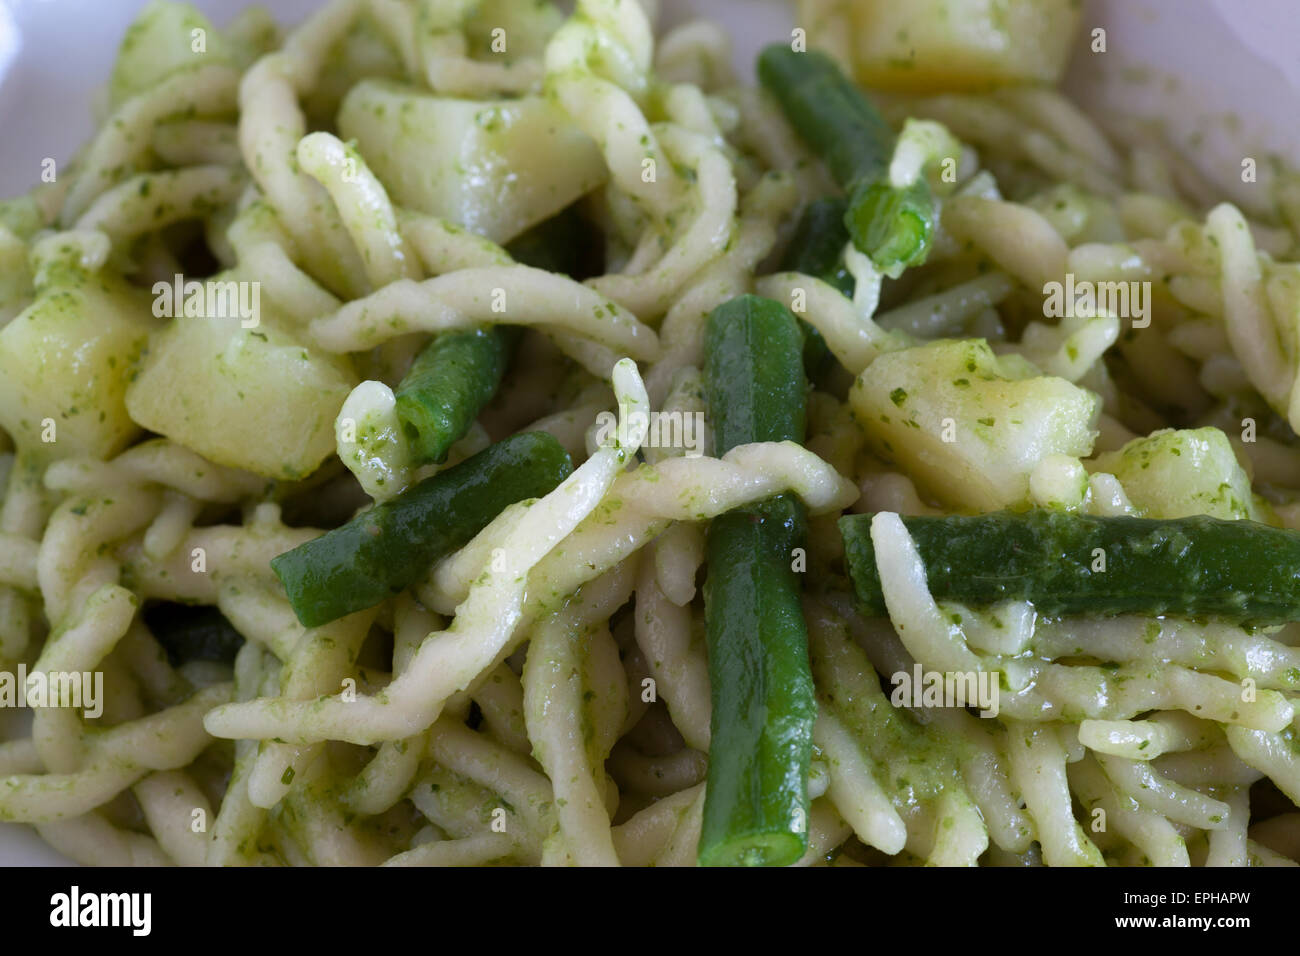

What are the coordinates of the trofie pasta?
(2, 0, 1300, 868)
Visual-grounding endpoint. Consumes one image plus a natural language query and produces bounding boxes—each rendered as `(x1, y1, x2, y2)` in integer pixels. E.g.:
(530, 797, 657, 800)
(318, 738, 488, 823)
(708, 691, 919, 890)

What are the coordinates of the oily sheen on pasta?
(2, 0, 1300, 867)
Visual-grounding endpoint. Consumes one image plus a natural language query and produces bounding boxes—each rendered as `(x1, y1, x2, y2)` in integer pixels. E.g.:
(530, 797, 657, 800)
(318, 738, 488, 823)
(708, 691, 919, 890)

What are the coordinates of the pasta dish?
(2, 0, 1300, 867)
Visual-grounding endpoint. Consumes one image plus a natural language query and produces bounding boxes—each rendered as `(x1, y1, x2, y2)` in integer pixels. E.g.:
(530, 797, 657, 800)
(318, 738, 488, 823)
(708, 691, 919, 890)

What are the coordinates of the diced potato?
(1091, 427, 1257, 521)
(109, 0, 229, 108)
(337, 80, 607, 243)
(847, 0, 1083, 92)
(126, 313, 356, 480)
(851, 338, 1100, 511)
(0, 269, 155, 459)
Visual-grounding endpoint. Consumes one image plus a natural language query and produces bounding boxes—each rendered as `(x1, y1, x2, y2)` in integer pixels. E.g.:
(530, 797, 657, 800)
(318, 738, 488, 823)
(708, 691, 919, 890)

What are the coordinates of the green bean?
(756, 46, 894, 191)
(704, 295, 808, 455)
(758, 45, 934, 274)
(272, 432, 572, 627)
(779, 197, 852, 377)
(394, 327, 518, 465)
(780, 197, 855, 298)
(699, 294, 816, 867)
(841, 510, 1300, 626)
(394, 204, 602, 466)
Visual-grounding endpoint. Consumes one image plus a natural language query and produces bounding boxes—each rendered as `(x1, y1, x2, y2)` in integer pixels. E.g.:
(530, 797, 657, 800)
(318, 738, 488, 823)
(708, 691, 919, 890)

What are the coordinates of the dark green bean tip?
(272, 431, 572, 628)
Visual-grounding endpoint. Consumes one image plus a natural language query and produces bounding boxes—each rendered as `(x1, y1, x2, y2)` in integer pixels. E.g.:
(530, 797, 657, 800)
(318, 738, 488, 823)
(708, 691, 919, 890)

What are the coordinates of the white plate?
(0, 0, 1296, 866)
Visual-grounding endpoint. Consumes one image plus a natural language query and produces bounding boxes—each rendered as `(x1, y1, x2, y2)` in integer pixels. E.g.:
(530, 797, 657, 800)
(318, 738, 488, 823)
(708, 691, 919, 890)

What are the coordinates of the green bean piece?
(699, 294, 816, 867)
(272, 431, 573, 627)
(394, 326, 518, 465)
(758, 45, 934, 275)
(841, 510, 1300, 626)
